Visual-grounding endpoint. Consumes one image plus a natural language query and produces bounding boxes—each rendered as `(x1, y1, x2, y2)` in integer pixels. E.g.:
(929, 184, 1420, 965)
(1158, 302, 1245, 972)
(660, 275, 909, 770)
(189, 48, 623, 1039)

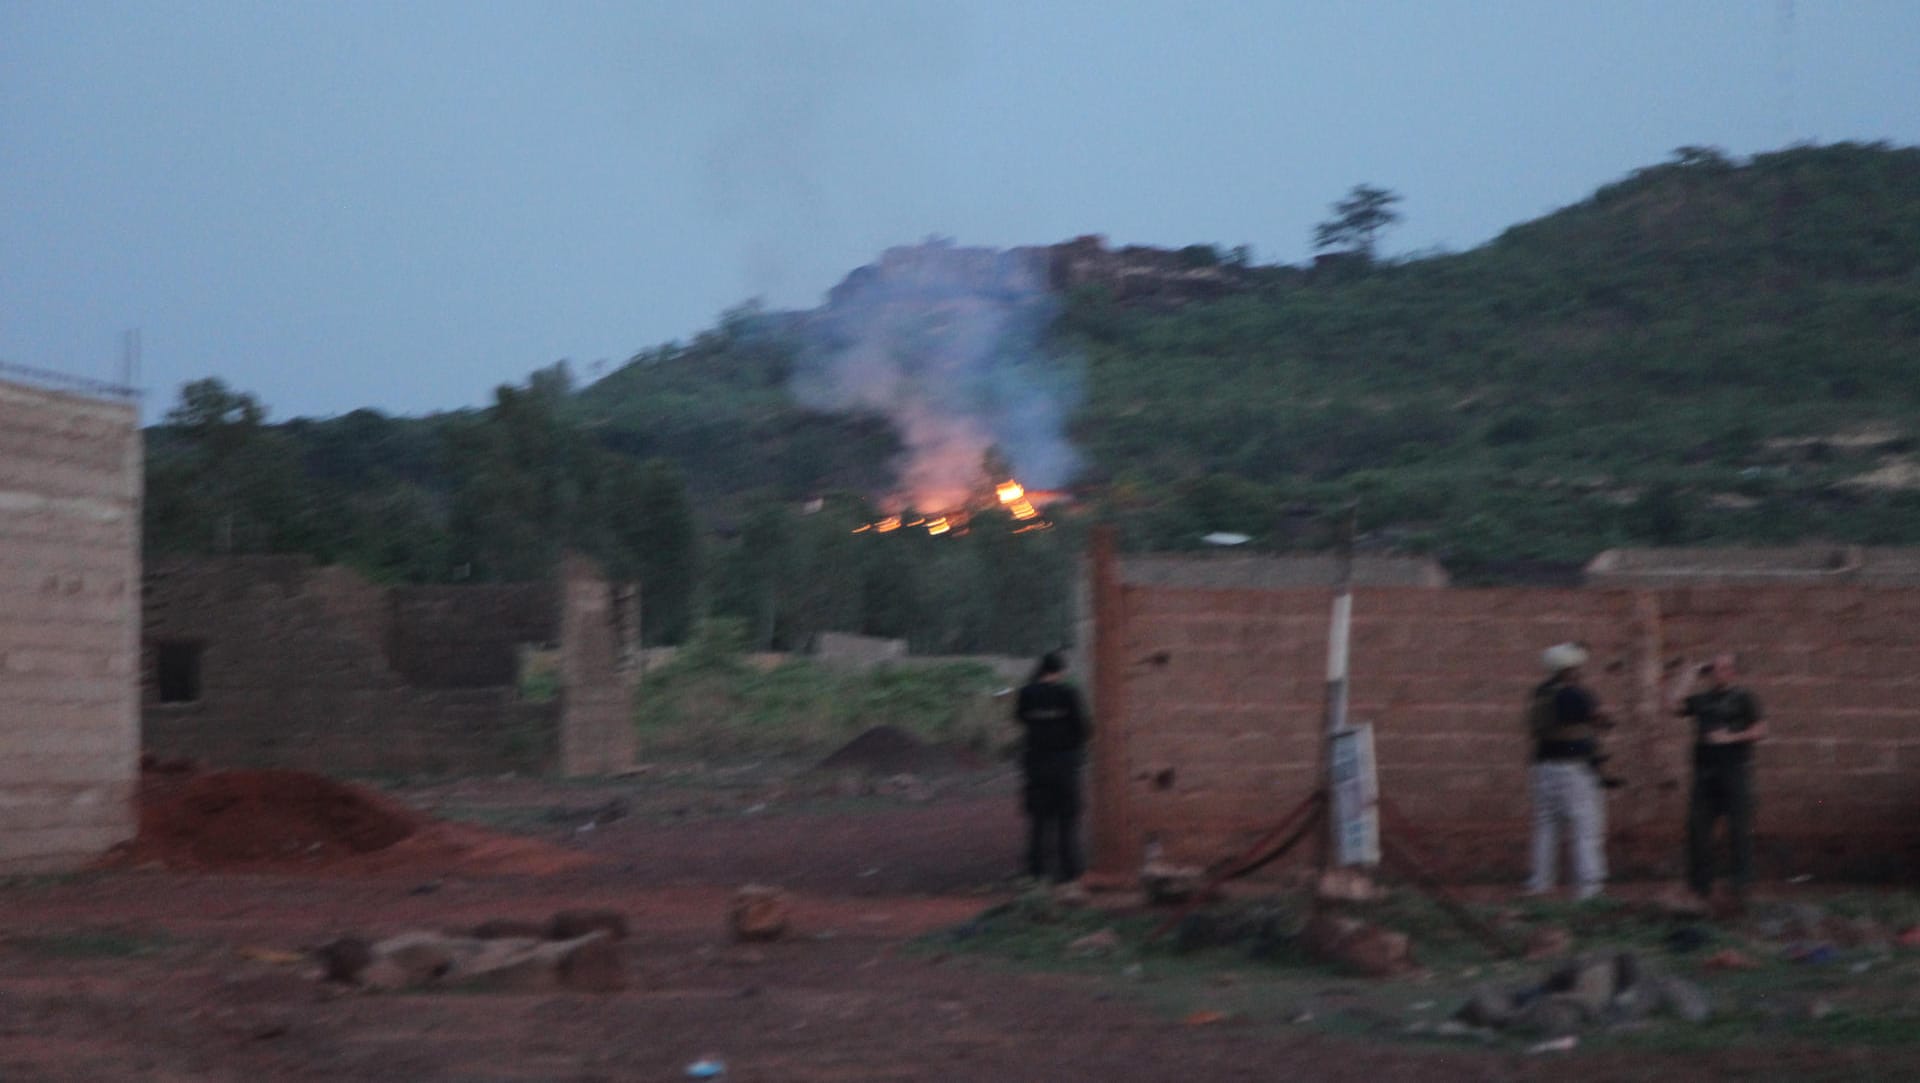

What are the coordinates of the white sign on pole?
(1329, 723, 1380, 867)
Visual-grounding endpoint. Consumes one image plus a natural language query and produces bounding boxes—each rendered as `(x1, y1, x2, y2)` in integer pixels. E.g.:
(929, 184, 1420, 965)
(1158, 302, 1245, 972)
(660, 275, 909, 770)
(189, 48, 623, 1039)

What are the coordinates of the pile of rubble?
(1455, 951, 1711, 1036)
(319, 909, 629, 994)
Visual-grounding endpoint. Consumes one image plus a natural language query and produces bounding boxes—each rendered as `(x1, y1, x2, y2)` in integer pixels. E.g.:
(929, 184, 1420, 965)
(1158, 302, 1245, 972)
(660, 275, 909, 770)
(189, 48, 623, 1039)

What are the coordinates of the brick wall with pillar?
(1090, 546, 1920, 884)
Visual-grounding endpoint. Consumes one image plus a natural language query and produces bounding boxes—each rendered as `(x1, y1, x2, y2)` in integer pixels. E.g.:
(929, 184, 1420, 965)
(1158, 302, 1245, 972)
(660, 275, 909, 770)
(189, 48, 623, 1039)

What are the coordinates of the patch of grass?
(7, 928, 173, 959)
(924, 886, 1920, 1058)
(635, 626, 1005, 758)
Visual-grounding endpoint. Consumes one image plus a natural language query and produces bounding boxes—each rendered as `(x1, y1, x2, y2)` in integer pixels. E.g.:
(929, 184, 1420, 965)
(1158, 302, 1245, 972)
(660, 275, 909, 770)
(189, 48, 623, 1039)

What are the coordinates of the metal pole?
(1319, 504, 1358, 871)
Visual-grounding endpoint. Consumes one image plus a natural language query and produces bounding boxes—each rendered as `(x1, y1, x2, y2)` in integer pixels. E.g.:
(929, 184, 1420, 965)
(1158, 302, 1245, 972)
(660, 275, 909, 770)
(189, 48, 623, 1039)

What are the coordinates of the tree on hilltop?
(1313, 183, 1403, 261)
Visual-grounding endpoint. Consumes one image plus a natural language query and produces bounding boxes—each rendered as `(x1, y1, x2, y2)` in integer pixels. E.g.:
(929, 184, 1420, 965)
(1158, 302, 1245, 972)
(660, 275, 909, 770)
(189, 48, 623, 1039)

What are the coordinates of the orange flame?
(926, 516, 951, 536)
(995, 479, 1025, 504)
(875, 516, 901, 534)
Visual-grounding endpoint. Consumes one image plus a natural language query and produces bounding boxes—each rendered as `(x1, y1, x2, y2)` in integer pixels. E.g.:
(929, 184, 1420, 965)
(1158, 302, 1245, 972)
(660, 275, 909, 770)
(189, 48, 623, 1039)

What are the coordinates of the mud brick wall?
(0, 380, 141, 872)
(387, 584, 556, 688)
(1095, 575, 1920, 884)
(143, 557, 560, 776)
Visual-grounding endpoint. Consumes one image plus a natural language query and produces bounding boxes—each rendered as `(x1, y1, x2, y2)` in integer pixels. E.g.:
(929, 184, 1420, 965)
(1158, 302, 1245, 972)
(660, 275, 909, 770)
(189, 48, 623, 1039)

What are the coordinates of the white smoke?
(792, 241, 1082, 511)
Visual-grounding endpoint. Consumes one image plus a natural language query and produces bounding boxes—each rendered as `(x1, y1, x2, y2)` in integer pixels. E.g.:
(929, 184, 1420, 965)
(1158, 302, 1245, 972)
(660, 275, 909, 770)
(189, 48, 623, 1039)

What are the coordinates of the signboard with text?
(1329, 724, 1380, 867)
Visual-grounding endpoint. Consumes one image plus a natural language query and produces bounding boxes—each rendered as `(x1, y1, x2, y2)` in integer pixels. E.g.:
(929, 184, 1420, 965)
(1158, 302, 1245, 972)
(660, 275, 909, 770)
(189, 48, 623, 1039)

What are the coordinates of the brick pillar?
(556, 555, 637, 777)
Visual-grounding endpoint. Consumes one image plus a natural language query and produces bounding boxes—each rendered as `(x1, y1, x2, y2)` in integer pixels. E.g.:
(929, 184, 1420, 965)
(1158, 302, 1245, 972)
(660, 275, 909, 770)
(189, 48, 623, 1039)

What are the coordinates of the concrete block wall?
(1096, 571, 1920, 883)
(144, 556, 563, 777)
(0, 380, 141, 872)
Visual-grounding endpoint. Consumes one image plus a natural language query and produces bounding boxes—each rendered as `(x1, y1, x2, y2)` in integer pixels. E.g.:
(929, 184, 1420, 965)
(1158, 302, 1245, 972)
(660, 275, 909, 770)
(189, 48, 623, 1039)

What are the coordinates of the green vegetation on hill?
(1069, 143, 1920, 574)
(143, 142, 1920, 650)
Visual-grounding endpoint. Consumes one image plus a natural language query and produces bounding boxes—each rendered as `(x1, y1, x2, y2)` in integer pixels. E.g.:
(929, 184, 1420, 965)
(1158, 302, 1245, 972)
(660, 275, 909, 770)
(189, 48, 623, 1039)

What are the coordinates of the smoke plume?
(792, 241, 1081, 511)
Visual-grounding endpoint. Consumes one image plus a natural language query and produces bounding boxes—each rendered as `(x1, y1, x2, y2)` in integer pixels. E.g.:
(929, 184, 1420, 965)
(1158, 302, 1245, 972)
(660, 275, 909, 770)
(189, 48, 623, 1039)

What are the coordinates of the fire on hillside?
(852, 478, 1067, 537)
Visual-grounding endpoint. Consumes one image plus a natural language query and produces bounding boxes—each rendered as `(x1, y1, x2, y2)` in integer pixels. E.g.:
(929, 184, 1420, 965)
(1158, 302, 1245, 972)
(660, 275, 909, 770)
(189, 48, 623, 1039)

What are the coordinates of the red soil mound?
(134, 768, 422, 868)
(122, 766, 593, 876)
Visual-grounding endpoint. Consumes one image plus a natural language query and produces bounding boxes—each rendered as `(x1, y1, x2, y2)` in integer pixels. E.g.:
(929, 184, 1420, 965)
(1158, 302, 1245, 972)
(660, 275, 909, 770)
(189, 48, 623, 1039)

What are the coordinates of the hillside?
(1075, 143, 1920, 571)
(143, 142, 1920, 649)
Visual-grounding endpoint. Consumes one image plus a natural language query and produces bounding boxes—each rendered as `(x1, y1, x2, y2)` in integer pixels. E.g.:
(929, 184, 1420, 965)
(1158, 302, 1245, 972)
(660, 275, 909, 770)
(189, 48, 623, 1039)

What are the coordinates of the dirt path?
(2, 771, 1915, 1081)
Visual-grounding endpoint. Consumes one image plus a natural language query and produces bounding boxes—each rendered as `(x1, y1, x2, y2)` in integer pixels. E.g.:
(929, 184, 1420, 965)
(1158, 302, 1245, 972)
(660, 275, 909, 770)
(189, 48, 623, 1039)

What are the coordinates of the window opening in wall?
(156, 641, 204, 704)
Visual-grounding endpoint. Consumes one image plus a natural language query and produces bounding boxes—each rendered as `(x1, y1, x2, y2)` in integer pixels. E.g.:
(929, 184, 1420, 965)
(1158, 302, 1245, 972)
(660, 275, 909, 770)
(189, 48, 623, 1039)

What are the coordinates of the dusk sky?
(5, 1, 1919, 421)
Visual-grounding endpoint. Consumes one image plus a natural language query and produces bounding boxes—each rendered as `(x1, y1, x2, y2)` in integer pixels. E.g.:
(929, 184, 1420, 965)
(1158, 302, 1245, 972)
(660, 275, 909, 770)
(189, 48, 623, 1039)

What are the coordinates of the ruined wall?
(143, 557, 558, 776)
(1093, 566, 1920, 884)
(386, 584, 556, 688)
(0, 379, 141, 872)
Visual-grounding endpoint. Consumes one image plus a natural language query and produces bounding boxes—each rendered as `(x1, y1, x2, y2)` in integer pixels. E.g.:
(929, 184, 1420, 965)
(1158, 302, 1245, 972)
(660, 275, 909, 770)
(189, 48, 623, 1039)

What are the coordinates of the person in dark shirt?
(1525, 642, 1612, 899)
(1669, 653, 1768, 911)
(1014, 651, 1088, 883)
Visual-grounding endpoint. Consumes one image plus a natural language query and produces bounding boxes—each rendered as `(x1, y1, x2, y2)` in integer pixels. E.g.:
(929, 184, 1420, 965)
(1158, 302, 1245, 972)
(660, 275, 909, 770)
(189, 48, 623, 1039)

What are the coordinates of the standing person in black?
(1669, 653, 1768, 913)
(1014, 651, 1088, 883)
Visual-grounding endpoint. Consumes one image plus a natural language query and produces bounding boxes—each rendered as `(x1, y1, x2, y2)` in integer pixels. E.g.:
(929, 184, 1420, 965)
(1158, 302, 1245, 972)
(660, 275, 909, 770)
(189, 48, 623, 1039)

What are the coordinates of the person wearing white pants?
(1525, 643, 1610, 900)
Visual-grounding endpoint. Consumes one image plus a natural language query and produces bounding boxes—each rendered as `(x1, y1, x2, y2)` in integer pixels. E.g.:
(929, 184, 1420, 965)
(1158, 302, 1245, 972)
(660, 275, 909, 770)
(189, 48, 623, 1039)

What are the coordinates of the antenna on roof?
(122, 329, 142, 390)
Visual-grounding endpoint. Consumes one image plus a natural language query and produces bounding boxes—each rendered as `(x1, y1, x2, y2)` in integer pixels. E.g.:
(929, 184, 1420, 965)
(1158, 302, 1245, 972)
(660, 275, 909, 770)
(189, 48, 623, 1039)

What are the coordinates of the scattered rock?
(1455, 986, 1518, 1029)
(357, 932, 460, 990)
(317, 929, 626, 994)
(1066, 928, 1122, 958)
(1547, 955, 1617, 1016)
(1524, 926, 1573, 961)
(1139, 861, 1206, 905)
(1455, 949, 1715, 1034)
(1658, 976, 1712, 1023)
(1513, 994, 1588, 1037)
(1050, 881, 1091, 908)
(1302, 912, 1415, 978)
(1897, 925, 1920, 949)
(730, 885, 790, 942)
(547, 909, 629, 942)
(1182, 1009, 1230, 1026)
(555, 936, 628, 993)
(1526, 1035, 1579, 1054)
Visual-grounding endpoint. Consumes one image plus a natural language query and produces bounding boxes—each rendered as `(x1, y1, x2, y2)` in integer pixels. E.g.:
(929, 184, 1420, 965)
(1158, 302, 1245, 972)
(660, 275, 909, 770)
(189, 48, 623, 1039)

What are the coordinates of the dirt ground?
(3, 763, 1917, 1082)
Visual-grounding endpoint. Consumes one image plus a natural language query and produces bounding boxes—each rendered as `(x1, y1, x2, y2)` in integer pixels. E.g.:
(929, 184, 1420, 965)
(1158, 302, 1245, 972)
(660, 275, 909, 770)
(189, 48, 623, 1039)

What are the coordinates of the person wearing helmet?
(1525, 642, 1612, 900)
